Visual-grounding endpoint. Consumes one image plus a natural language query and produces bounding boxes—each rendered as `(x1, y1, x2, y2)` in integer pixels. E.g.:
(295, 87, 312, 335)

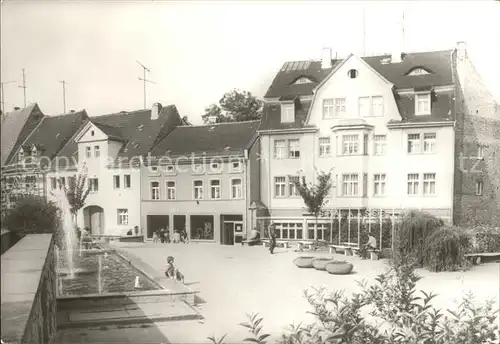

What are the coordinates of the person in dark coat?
(268, 222, 277, 254)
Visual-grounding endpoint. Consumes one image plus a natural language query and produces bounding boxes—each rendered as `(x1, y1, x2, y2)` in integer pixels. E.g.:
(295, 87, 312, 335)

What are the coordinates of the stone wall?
(453, 48, 500, 226)
(1, 234, 57, 344)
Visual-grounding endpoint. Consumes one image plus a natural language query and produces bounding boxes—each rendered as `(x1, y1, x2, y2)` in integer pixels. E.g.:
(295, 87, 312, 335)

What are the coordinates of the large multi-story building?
(141, 120, 260, 244)
(257, 42, 499, 240)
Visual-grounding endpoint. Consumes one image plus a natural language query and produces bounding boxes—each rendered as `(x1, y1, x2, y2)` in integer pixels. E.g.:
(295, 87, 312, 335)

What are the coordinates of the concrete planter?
(293, 256, 315, 268)
(370, 251, 379, 261)
(326, 261, 354, 275)
(312, 258, 335, 270)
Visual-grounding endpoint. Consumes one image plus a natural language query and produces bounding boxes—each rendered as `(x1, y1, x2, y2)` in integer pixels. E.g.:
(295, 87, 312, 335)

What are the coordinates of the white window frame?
(371, 96, 384, 117)
(192, 163, 204, 175)
(281, 103, 295, 123)
(423, 133, 436, 153)
(407, 173, 420, 196)
(210, 179, 221, 199)
(117, 209, 129, 225)
(113, 175, 120, 189)
(342, 174, 359, 196)
(423, 173, 436, 196)
(208, 162, 222, 174)
(274, 140, 286, 159)
(407, 133, 421, 154)
(323, 99, 335, 119)
(373, 174, 386, 197)
(319, 137, 331, 157)
(288, 139, 300, 159)
(18, 148, 25, 162)
(85, 146, 91, 158)
(94, 145, 100, 158)
(50, 177, 57, 190)
(150, 181, 160, 200)
(334, 98, 346, 116)
(478, 145, 485, 160)
(288, 176, 300, 197)
(166, 181, 176, 200)
(274, 176, 286, 197)
(373, 135, 387, 156)
(342, 135, 360, 155)
(193, 180, 204, 200)
(88, 178, 99, 193)
(358, 97, 370, 117)
(415, 92, 431, 115)
(124, 174, 131, 188)
(231, 178, 242, 199)
(229, 160, 243, 173)
(476, 181, 483, 196)
(165, 165, 175, 174)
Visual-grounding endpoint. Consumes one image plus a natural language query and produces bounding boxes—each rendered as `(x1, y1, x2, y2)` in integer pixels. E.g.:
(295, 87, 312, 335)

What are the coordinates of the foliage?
(208, 313, 269, 344)
(60, 169, 91, 225)
(3, 194, 61, 236)
(212, 261, 498, 344)
(466, 225, 500, 253)
(292, 170, 333, 220)
(394, 210, 444, 267)
(202, 89, 263, 123)
(422, 226, 471, 272)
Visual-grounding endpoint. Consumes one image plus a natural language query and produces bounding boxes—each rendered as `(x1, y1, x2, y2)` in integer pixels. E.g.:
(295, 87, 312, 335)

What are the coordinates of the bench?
(261, 239, 290, 248)
(297, 241, 314, 251)
(464, 252, 500, 265)
(330, 243, 360, 255)
(241, 239, 261, 246)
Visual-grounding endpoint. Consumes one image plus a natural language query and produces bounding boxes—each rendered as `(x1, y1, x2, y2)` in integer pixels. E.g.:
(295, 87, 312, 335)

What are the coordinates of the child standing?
(165, 256, 185, 283)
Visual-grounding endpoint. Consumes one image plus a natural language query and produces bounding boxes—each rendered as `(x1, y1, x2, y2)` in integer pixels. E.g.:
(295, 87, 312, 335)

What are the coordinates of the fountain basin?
(59, 267, 98, 278)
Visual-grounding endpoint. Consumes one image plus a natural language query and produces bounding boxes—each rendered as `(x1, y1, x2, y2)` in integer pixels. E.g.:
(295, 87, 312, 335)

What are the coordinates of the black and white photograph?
(1, 1, 499, 343)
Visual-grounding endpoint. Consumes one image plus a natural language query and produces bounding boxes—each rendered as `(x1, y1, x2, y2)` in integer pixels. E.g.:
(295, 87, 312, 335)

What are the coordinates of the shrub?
(423, 226, 471, 272)
(394, 210, 444, 267)
(467, 225, 500, 253)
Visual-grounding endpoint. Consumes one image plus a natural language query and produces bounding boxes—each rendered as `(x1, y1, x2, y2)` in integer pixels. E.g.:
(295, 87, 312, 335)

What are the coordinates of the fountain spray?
(56, 188, 78, 279)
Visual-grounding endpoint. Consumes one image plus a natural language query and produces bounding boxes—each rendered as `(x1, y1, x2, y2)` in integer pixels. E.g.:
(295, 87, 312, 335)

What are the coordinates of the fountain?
(55, 188, 79, 279)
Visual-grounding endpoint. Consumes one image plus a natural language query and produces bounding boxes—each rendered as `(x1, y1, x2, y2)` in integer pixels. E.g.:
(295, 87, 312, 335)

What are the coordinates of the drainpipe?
(244, 149, 249, 236)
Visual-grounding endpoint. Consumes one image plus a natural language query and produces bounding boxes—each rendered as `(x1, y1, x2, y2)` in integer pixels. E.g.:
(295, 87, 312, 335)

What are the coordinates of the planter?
(312, 258, 335, 270)
(293, 256, 315, 268)
(344, 249, 353, 256)
(326, 261, 354, 275)
(370, 251, 379, 261)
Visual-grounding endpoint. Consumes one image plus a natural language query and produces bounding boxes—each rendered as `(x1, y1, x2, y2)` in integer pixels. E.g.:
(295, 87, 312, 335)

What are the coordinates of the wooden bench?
(241, 239, 261, 246)
(297, 241, 314, 250)
(464, 252, 500, 265)
(261, 239, 290, 248)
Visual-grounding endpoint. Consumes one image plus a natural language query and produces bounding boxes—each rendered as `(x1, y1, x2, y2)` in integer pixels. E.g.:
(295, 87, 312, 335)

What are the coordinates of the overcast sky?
(2, 1, 499, 124)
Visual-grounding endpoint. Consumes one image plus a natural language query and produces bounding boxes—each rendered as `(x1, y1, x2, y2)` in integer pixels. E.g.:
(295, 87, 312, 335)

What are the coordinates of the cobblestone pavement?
(112, 242, 499, 343)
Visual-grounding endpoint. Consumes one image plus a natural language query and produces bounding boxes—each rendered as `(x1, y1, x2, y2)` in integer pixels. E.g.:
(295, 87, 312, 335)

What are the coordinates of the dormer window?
(415, 92, 431, 115)
(31, 146, 38, 156)
(18, 149, 25, 161)
(408, 68, 431, 76)
(293, 77, 313, 85)
(281, 103, 295, 123)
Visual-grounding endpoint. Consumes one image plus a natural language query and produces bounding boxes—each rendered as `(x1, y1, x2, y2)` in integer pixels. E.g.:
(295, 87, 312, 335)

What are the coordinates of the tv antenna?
(59, 80, 68, 114)
(1, 80, 16, 117)
(136, 60, 155, 109)
(18, 69, 27, 107)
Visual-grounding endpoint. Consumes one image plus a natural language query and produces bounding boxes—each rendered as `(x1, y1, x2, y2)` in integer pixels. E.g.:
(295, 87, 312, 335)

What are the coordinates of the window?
(308, 223, 331, 241)
(19, 149, 25, 162)
(288, 139, 300, 159)
(193, 180, 204, 200)
(86, 146, 91, 158)
(281, 103, 295, 123)
(342, 174, 359, 196)
(88, 178, 99, 193)
(31, 147, 38, 156)
(117, 209, 128, 225)
(423, 173, 436, 196)
(210, 162, 221, 173)
(348, 69, 358, 78)
(50, 177, 57, 190)
(478, 145, 485, 159)
(231, 179, 242, 199)
(91, 130, 95, 136)
(374, 174, 386, 196)
(415, 93, 431, 115)
(342, 135, 359, 155)
(407, 174, 419, 195)
(374, 135, 387, 156)
(289, 176, 300, 197)
(190, 215, 214, 240)
(358, 97, 369, 117)
(476, 181, 483, 196)
(25, 175, 36, 189)
(423, 133, 436, 153)
(230, 161, 242, 172)
(294, 77, 313, 84)
(319, 137, 331, 157)
(408, 68, 430, 76)
(150, 181, 160, 200)
(113, 175, 120, 188)
(165, 165, 175, 173)
(274, 140, 286, 159)
(277, 223, 303, 240)
(335, 98, 346, 116)
(192, 164, 203, 173)
(59, 177, 66, 189)
(408, 134, 421, 153)
(166, 181, 176, 200)
(363, 134, 369, 155)
(124, 174, 131, 188)
(323, 99, 335, 118)
(94, 145, 100, 158)
(210, 180, 221, 199)
(372, 96, 384, 117)
(274, 176, 286, 197)
(151, 166, 159, 173)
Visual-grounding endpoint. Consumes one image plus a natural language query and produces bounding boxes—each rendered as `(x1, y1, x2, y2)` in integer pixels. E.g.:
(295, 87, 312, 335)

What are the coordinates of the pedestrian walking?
(268, 222, 277, 254)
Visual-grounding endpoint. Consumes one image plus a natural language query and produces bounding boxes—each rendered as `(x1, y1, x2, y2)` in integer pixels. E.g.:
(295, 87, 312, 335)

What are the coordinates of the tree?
(291, 169, 334, 242)
(202, 89, 263, 124)
(60, 168, 91, 228)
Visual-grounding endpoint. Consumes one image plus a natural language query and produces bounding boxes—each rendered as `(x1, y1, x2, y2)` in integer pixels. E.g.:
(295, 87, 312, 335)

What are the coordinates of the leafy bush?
(467, 225, 500, 253)
(212, 261, 498, 344)
(394, 210, 444, 267)
(423, 226, 471, 272)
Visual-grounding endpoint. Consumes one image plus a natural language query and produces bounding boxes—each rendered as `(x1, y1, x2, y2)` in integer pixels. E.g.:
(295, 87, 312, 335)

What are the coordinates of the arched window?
(407, 68, 430, 76)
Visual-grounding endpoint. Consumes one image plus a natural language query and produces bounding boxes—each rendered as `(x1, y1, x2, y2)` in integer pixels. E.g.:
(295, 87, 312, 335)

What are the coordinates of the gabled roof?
(1, 103, 45, 166)
(93, 122, 125, 141)
(258, 102, 316, 132)
(150, 120, 260, 158)
(5, 110, 88, 167)
(264, 49, 454, 99)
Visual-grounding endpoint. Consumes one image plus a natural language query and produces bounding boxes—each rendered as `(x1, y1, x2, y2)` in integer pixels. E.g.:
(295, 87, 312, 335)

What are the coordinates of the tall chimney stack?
(151, 102, 162, 120)
(321, 48, 332, 69)
(457, 41, 467, 61)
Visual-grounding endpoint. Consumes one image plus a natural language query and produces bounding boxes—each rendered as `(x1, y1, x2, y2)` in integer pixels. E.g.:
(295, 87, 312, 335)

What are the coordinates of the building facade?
(141, 120, 260, 244)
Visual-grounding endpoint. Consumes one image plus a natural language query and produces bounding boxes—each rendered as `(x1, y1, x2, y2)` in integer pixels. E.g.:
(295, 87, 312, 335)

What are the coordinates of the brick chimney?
(457, 41, 467, 61)
(151, 103, 162, 120)
(321, 48, 332, 69)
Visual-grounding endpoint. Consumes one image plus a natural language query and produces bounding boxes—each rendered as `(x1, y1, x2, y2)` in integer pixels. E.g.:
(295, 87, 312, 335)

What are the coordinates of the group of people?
(153, 228, 188, 244)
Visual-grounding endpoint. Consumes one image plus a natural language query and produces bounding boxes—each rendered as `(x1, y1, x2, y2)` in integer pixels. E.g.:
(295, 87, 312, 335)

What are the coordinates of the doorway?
(221, 214, 243, 245)
(83, 206, 104, 235)
(146, 215, 169, 239)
